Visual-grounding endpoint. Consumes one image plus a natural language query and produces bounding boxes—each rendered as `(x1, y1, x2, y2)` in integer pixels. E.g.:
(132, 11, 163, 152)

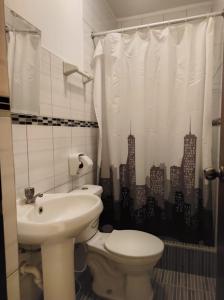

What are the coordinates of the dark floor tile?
(77, 267, 216, 300)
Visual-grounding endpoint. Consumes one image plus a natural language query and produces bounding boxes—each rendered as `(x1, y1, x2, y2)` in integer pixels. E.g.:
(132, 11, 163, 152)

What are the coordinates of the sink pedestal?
(42, 239, 75, 300)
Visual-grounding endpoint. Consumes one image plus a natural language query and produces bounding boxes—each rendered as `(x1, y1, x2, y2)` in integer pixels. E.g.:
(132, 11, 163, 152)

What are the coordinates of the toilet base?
(87, 252, 154, 300)
(126, 273, 153, 300)
(88, 252, 124, 300)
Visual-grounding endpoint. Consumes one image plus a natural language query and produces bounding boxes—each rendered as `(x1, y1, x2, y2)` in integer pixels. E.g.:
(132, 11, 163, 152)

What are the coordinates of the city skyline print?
(100, 129, 214, 246)
(93, 17, 222, 247)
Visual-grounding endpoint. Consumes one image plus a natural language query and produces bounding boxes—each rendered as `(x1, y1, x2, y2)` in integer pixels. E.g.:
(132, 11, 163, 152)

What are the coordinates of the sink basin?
(17, 192, 103, 245)
(16, 192, 103, 300)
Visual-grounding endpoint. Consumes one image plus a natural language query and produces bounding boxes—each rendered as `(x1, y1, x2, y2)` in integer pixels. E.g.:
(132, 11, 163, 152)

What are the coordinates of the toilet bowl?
(70, 185, 164, 300)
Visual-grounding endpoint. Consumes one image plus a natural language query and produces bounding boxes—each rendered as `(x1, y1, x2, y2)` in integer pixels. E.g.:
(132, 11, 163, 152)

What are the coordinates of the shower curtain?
(93, 16, 224, 245)
(7, 31, 40, 115)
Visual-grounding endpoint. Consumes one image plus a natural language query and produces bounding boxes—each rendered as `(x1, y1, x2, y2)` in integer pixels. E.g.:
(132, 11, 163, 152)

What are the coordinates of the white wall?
(213, 0, 224, 9)
(5, 0, 83, 67)
(117, 2, 213, 28)
(83, 0, 117, 73)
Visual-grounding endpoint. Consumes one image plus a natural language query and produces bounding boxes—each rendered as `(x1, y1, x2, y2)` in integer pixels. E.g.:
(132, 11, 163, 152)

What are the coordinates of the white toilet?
(70, 185, 164, 300)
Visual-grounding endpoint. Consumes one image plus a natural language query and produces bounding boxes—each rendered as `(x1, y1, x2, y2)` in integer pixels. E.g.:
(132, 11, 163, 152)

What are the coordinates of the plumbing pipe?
(20, 262, 43, 290)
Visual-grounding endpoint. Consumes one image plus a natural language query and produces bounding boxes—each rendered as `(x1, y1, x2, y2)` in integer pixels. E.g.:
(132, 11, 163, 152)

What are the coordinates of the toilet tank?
(70, 185, 103, 243)
(78, 185, 103, 197)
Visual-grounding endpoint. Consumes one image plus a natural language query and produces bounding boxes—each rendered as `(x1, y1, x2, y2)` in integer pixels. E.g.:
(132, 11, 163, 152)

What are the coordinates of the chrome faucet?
(24, 187, 43, 204)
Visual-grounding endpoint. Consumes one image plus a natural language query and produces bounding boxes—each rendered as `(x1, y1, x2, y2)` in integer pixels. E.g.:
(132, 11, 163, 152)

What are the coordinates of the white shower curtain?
(93, 16, 224, 244)
(7, 31, 40, 115)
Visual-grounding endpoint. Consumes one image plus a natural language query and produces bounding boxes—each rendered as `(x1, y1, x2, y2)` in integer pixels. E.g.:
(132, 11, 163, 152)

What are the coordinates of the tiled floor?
(76, 267, 216, 300)
(152, 268, 215, 300)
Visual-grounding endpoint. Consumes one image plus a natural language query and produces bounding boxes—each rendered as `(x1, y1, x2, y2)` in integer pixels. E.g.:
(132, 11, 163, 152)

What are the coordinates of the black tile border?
(0, 97, 10, 111)
(11, 113, 99, 128)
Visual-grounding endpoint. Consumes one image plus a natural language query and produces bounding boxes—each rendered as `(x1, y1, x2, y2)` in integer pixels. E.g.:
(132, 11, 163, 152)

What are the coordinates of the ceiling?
(106, 0, 209, 18)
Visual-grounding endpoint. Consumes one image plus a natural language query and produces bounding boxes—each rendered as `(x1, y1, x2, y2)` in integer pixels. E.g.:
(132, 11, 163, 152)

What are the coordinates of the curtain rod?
(92, 11, 224, 39)
(5, 26, 40, 35)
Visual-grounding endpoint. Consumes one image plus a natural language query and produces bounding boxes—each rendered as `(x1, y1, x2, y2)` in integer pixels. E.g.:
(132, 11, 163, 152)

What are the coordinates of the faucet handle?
(24, 187, 35, 200)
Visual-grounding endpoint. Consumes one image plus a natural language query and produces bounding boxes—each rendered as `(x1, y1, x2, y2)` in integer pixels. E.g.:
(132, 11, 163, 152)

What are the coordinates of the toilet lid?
(104, 230, 164, 258)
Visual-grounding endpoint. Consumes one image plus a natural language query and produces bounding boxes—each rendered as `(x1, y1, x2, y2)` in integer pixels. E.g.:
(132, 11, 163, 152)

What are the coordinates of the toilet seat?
(104, 230, 164, 259)
(87, 230, 164, 266)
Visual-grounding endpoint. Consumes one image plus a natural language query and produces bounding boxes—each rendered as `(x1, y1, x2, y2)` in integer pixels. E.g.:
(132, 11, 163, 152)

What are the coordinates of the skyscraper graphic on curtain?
(100, 129, 214, 246)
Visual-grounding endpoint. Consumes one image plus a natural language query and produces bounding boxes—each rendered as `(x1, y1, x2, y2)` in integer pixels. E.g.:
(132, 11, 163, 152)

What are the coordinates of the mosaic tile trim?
(11, 113, 98, 128)
(0, 97, 10, 111)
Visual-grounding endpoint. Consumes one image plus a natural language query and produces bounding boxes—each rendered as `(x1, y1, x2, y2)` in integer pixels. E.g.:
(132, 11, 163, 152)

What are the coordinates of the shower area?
(91, 11, 224, 289)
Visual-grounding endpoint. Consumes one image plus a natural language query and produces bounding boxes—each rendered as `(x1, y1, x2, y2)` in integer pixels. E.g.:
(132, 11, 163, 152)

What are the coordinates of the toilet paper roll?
(69, 153, 84, 176)
(78, 155, 93, 175)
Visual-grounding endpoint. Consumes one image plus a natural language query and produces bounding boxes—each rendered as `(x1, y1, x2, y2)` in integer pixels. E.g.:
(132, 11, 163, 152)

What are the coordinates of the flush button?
(81, 187, 88, 190)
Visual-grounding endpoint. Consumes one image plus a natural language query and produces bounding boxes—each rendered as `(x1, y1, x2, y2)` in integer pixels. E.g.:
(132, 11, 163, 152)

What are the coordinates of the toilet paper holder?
(69, 153, 93, 176)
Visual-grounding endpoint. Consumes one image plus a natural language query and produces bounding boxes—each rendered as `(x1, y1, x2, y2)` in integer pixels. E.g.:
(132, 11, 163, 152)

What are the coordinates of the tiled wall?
(12, 48, 99, 198)
(12, 2, 117, 299)
(12, 0, 117, 199)
(117, 2, 213, 28)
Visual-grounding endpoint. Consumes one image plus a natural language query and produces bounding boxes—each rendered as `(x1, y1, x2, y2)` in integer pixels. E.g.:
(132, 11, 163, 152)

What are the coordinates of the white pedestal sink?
(17, 192, 103, 300)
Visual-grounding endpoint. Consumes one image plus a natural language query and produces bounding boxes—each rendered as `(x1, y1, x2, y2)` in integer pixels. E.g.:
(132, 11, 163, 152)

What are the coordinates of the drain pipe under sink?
(20, 262, 43, 290)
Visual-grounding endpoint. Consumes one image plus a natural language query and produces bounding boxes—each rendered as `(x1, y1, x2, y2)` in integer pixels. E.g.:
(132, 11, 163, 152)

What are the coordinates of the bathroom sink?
(16, 192, 103, 300)
(17, 192, 103, 245)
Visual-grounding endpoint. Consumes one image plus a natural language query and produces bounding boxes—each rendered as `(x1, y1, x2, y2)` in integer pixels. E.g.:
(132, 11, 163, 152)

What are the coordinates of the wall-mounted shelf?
(63, 62, 93, 84)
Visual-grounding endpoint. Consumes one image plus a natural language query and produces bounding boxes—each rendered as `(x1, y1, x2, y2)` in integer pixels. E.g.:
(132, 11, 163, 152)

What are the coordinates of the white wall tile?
(52, 105, 70, 119)
(71, 127, 86, 154)
(40, 48, 52, 117)
(40, 73, 52, 105)
(27, 125, 54, 193)
(40, 48, 51, 75)
(51, 54, 71, 119)
(12, 125, 29, 197)
(54, 181, 73, 193)
(70, 77, 85, 121)
(50, 53, 64, 80)
(52, 79, 70, 119)
(40, 102, 52, 117)
(53, 126, 72, 187)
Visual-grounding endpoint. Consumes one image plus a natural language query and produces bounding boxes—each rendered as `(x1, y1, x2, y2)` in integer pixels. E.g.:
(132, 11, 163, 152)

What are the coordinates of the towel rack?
(63, 62, 93, 84)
